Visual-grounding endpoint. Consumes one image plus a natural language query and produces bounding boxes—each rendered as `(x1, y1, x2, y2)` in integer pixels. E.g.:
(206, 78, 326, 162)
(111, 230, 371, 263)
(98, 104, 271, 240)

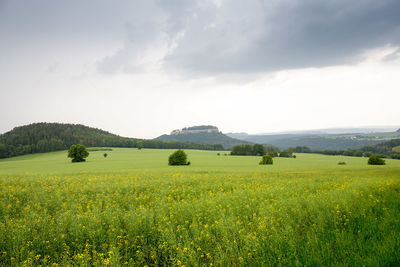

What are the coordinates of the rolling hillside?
(0, 123, 224, 158)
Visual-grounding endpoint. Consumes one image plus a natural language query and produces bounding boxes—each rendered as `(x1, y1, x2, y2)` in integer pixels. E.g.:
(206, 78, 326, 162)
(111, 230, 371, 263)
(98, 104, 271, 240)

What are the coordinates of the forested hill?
(0, 123, 224, 159)
(155, 131, 249, 149)
(358, 138, 400, 155)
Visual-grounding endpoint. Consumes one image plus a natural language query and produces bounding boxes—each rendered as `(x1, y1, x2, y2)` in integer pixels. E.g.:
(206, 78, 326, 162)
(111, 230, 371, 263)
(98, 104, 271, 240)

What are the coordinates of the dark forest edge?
(0, 123, 226, 159)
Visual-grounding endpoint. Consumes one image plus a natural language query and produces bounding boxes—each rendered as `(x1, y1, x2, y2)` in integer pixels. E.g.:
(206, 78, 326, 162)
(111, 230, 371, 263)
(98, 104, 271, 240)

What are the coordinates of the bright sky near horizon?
(1, 0, 399, 138)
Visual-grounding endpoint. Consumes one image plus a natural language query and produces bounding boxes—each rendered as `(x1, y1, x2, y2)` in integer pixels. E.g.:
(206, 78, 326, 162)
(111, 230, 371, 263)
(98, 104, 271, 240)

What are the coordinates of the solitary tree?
(168, 150, 190, 165)
(259, 155, 273, 165)
(68, 144, 89, 162)
(367, 155, 385, 165)
(104, 153, 108, 158)
(137, 140, 143, 150)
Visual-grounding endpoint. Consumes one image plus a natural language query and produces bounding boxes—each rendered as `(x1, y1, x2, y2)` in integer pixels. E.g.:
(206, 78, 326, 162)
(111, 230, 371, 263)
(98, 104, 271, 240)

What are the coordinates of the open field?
(1, 149, 400, 266)
(2, 148, 400, 175)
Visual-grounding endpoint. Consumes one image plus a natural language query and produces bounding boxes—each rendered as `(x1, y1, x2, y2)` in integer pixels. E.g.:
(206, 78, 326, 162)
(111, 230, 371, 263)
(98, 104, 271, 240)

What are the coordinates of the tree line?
(230, 144, 296, 157)
(311, 138, 400, 159)
(0, 123, 225, 159)
(230, 142, 400, 160)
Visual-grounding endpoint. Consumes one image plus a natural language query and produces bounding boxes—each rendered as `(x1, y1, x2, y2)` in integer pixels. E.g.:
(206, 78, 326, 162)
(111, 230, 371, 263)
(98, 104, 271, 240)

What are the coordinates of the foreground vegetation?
(0, 149, 399, 266)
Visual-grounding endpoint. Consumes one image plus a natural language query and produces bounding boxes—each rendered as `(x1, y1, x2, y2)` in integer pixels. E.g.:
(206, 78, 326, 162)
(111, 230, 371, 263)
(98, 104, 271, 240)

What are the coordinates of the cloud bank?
(97, 0, 400, 75)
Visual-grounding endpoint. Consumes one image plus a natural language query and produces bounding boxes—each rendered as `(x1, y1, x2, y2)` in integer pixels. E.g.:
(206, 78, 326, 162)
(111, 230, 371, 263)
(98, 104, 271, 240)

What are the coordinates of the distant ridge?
(156, 125, 248, 149)
(226, 128, 400, 150)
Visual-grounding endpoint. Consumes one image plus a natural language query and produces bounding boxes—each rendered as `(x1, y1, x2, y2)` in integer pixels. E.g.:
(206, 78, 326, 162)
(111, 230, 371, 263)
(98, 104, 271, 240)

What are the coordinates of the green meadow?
(1, 148, 399, 175)
(1, 148, 400, 266)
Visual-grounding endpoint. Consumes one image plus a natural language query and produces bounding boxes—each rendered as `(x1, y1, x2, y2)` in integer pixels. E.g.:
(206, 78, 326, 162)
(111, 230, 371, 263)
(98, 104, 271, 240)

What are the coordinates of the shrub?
(279, 151, 292, 158)
(104, 153, 108, 158)
(338, 162, 346, 165)
(168, 150, 189, 165)
(368, 155, 385, 165)
(137, 141, 143, 150)
(390, 154, 400, 159)
(259, 155, 273, 165)
(67, 144, 89, 163)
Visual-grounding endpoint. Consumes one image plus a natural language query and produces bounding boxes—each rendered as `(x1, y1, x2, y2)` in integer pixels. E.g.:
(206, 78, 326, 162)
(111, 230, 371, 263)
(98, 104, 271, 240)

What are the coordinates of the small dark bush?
(104, 153, 108, 158)
(293, 155, 296, 158)
(368, 155, 385, 165)
(338, 162, 346, 165)
(168, 150, 189, 165)
(259, 155, 273, 165)
(217, 153, 220, 156)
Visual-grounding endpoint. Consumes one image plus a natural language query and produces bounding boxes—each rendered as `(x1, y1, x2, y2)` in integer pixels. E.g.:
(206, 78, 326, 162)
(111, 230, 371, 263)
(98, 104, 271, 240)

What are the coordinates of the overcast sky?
(1, 0, 399, 138)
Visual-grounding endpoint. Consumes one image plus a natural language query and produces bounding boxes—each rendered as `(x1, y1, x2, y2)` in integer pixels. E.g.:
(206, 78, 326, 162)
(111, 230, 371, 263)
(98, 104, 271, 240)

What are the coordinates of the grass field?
(0, 148, 399, 266)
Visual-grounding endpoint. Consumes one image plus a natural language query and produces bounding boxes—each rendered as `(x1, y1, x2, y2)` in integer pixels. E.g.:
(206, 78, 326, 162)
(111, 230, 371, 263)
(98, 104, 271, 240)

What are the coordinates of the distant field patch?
(392, 145, 400, 152)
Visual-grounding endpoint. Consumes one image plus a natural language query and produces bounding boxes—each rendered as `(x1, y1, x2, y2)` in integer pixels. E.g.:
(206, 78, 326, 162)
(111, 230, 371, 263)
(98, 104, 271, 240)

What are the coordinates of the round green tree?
(259, 155, 273, 165)
(68, 144, 89, 163)
(367, 155, 385, 165)
(168, 150, 189, 165)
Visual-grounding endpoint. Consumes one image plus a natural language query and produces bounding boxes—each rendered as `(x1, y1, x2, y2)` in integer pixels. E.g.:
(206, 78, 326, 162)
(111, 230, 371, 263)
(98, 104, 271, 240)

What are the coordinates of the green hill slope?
(359, 138, 400, 155)
(0, 123, 223, 158)
(155, 131, 249, 149)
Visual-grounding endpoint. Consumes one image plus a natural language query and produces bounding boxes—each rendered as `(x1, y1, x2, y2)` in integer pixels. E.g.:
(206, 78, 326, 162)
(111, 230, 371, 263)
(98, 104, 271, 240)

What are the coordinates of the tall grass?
(0, 169, 399, 266)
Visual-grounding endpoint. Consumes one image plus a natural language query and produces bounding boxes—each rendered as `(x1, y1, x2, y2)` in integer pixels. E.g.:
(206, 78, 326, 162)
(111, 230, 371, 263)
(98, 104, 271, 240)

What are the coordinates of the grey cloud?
(2, 0, 399, 75)
(97, 0, 400, 75)
(163, 0, 400, 74)
(383, 48, 400, 61)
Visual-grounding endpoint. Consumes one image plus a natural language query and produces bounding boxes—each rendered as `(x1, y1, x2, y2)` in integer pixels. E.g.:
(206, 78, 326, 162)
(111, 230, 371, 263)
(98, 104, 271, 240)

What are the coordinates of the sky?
(1, 0, 399, 139)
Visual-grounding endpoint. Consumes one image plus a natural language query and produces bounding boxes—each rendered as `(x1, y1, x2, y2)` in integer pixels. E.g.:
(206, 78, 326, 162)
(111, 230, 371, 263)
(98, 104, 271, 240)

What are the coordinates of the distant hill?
(359, 139, 400, 155)
(156, 126, 249, 149)
(0, 123, 224, 159)
(229, 126, 400, 136)
(226, 130, 400, 150)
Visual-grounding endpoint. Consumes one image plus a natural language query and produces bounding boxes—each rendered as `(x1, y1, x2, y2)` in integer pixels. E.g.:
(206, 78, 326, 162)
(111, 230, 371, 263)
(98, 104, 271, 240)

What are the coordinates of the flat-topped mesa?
(171, 125, 219, 135)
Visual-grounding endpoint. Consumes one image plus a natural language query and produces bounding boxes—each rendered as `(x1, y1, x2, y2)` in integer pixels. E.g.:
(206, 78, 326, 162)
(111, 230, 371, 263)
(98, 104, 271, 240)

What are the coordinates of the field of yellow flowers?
(0, 149, 399, 265)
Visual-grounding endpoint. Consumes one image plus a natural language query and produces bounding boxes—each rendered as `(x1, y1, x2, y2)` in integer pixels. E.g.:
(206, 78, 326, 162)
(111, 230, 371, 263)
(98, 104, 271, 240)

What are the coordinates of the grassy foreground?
(0, 149, 399, 266)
